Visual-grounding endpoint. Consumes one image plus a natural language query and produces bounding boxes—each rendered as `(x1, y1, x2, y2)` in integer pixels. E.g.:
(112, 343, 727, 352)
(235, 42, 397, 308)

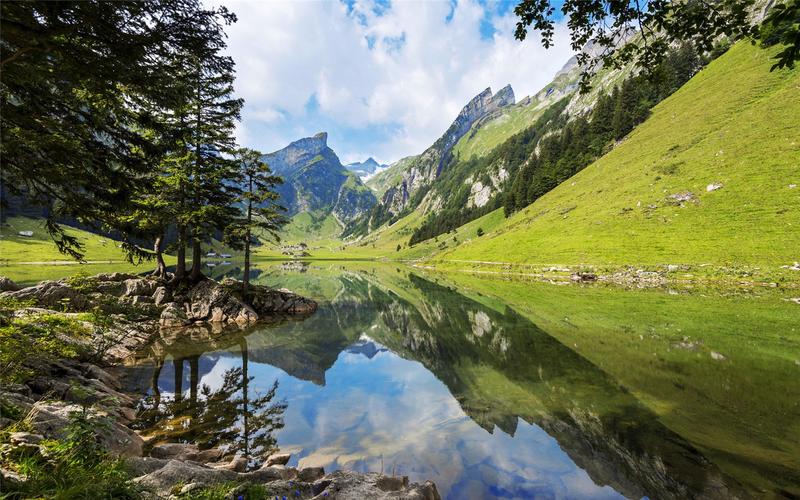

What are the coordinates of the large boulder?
(1, 281, 91, 310)
(133, 459, 238, 493)
(28, 401, 143, 457)
(151, 286, 171, 306)
(186, 280, 258, 325)
(0, 276, 21, 292)
(244, 284, 318, 315)
(122, 278, 158, 297)
(159, 302, 190, 327)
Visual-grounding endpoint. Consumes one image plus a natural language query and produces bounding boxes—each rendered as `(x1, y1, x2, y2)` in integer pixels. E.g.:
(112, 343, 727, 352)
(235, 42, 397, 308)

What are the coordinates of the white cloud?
(213, 0, 574, 164)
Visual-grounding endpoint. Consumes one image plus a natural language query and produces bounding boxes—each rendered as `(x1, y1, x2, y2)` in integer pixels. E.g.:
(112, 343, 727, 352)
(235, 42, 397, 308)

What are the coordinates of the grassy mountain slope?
(433, 42, 799, 271)
(0, 216, 166, 283)
(344, 207, 507, 259)
(365, 155, 417, 197)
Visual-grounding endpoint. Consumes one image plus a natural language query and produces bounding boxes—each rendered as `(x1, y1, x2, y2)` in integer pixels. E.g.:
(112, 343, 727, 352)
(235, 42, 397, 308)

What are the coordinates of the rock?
(298, 466, 325, 482)
(196, 447, 226, 463)
(95, 272, 136, 282)
(187, 279, 258, 324)
(213, 456, 248, 472)
(1, 467, 28, 490)
(29, 401, 143, 457)
(9, 432, 44, 445)
(131, 295, 153, 305)
(1, 281, 91, 310)
(666, 265, 680, 272)
(244, 465, 291, 482)
(668, 191, 696, 204)
(160, 302, 190, 327)
(152, 286, 171, 306)
(125, 457, 170, 477)
(122, 278, 157, 297)
(706, 182, 723, 192)
(570, 272, 597, 282)
(95, 281, 124, 296)
(710, 351, 727, 361)
(376, 475, 409, 491)
(133, 460, 238, 494)
(265, 452, 291, 467)
(245, 284, 318, 316)
(0, 276, 21, 292)
(180, 482, 204, 494)
(150, 443, 200, 461)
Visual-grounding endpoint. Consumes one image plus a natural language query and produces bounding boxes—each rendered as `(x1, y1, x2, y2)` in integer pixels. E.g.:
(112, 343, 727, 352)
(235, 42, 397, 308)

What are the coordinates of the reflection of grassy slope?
(437, 271, 800, 495)
(436, 43, 800, 271)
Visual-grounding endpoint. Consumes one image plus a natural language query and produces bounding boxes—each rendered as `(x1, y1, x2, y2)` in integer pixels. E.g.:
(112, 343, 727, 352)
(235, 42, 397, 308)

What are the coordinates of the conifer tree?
(225, 148, 286, 294)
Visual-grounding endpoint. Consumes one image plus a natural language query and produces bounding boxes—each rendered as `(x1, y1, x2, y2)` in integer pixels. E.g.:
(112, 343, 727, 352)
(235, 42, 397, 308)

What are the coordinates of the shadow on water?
(124, 262, 800, 498)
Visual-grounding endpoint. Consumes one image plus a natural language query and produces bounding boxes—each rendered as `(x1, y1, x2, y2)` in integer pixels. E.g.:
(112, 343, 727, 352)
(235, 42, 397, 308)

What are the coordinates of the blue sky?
(217, 0, 573, 165)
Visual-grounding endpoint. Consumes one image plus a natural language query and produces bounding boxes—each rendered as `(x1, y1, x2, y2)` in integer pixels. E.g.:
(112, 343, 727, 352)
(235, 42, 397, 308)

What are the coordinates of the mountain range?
(260, 132, 376, 224)
(259, 38, 798, 278)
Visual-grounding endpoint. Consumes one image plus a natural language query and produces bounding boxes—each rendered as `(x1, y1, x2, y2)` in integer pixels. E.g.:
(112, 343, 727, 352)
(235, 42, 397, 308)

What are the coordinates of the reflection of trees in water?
(134, 339, 286, 470)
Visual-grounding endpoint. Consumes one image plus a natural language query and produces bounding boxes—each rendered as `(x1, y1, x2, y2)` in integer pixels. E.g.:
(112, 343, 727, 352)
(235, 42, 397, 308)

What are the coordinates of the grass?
(0, 216, 168, 285)
(434, 42, 800, 274)
(452, 99, 548, 160)
(0, 216, 132, 263)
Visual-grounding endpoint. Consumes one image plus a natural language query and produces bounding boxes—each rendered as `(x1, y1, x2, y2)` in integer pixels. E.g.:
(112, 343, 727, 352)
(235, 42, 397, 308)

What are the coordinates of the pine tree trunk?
(240, 338, 250, 464)
(153, 233, 167, 278)
(173, 225, 187, 283)
(243, 187, 252, 296)
(243, 230, 251, 296)
(190, 236, 203, 282)
(173, 357, 184, 403)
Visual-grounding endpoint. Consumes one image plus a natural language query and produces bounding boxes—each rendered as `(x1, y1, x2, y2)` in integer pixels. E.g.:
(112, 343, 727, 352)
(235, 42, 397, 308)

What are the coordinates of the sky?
(216, 0, 573, 165)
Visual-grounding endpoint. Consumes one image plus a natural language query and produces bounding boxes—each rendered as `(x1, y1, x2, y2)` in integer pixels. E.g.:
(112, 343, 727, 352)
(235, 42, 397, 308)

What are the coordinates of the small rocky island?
(0, 273, 441, 499)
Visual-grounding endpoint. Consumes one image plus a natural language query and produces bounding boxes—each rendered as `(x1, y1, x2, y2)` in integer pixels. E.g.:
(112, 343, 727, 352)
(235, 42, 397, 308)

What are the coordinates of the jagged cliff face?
(378, 85, 515, 216)
(260, 132, 377, 223)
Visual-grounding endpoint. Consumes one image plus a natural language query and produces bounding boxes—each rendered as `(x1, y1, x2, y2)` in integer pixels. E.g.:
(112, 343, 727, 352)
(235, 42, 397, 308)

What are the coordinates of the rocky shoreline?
(0, 274, 441, 499)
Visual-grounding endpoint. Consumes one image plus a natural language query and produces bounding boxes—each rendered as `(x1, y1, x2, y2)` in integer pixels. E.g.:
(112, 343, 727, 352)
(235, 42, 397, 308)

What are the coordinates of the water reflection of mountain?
(131, 267, 748, 499)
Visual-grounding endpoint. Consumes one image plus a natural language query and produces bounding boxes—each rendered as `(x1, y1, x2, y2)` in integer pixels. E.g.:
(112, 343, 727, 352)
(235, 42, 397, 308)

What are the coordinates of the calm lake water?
(121, 261, 800, 499)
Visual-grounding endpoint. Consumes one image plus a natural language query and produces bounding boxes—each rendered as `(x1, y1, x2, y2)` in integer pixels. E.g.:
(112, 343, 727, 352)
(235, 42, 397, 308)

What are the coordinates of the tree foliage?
(512, 0, 794, 91)
(0, 0, 237, 260)
(225, 148, 286, 293)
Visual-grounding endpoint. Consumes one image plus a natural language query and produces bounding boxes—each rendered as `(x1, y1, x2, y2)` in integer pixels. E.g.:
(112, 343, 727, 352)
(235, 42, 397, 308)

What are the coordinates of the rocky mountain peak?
(289, 131, 328, 155)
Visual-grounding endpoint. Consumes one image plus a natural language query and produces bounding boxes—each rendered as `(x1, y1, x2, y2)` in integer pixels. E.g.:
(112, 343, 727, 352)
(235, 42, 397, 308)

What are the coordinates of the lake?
(119, 261, 799, 499)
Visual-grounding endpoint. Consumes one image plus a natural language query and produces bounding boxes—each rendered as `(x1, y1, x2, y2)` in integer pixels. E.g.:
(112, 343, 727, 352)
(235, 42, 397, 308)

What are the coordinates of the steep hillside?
(365, 155, 417, 197)
(433, 42, 799, 271)
(261, 132, 377, 224)
(360, 85, 515, 229)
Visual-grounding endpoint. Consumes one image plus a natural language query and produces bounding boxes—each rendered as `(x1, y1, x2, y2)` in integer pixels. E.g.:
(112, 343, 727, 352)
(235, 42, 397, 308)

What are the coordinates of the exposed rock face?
(1, 280, 91, 310)
(131, 460, 441, 499)
(28, 401, 144, 457)
(261, 132, 377, 223)
(185, 279, 259, 325)
(376, 85, 515, 217)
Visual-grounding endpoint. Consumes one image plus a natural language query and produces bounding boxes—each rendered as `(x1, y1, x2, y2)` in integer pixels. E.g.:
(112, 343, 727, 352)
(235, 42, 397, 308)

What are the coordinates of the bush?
(1, 405, 139, 499)
(0, 312, 91, 384)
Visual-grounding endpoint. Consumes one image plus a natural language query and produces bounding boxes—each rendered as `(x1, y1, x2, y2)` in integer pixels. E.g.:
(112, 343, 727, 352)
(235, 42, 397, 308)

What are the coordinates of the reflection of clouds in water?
(201, 347, 623, 500)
